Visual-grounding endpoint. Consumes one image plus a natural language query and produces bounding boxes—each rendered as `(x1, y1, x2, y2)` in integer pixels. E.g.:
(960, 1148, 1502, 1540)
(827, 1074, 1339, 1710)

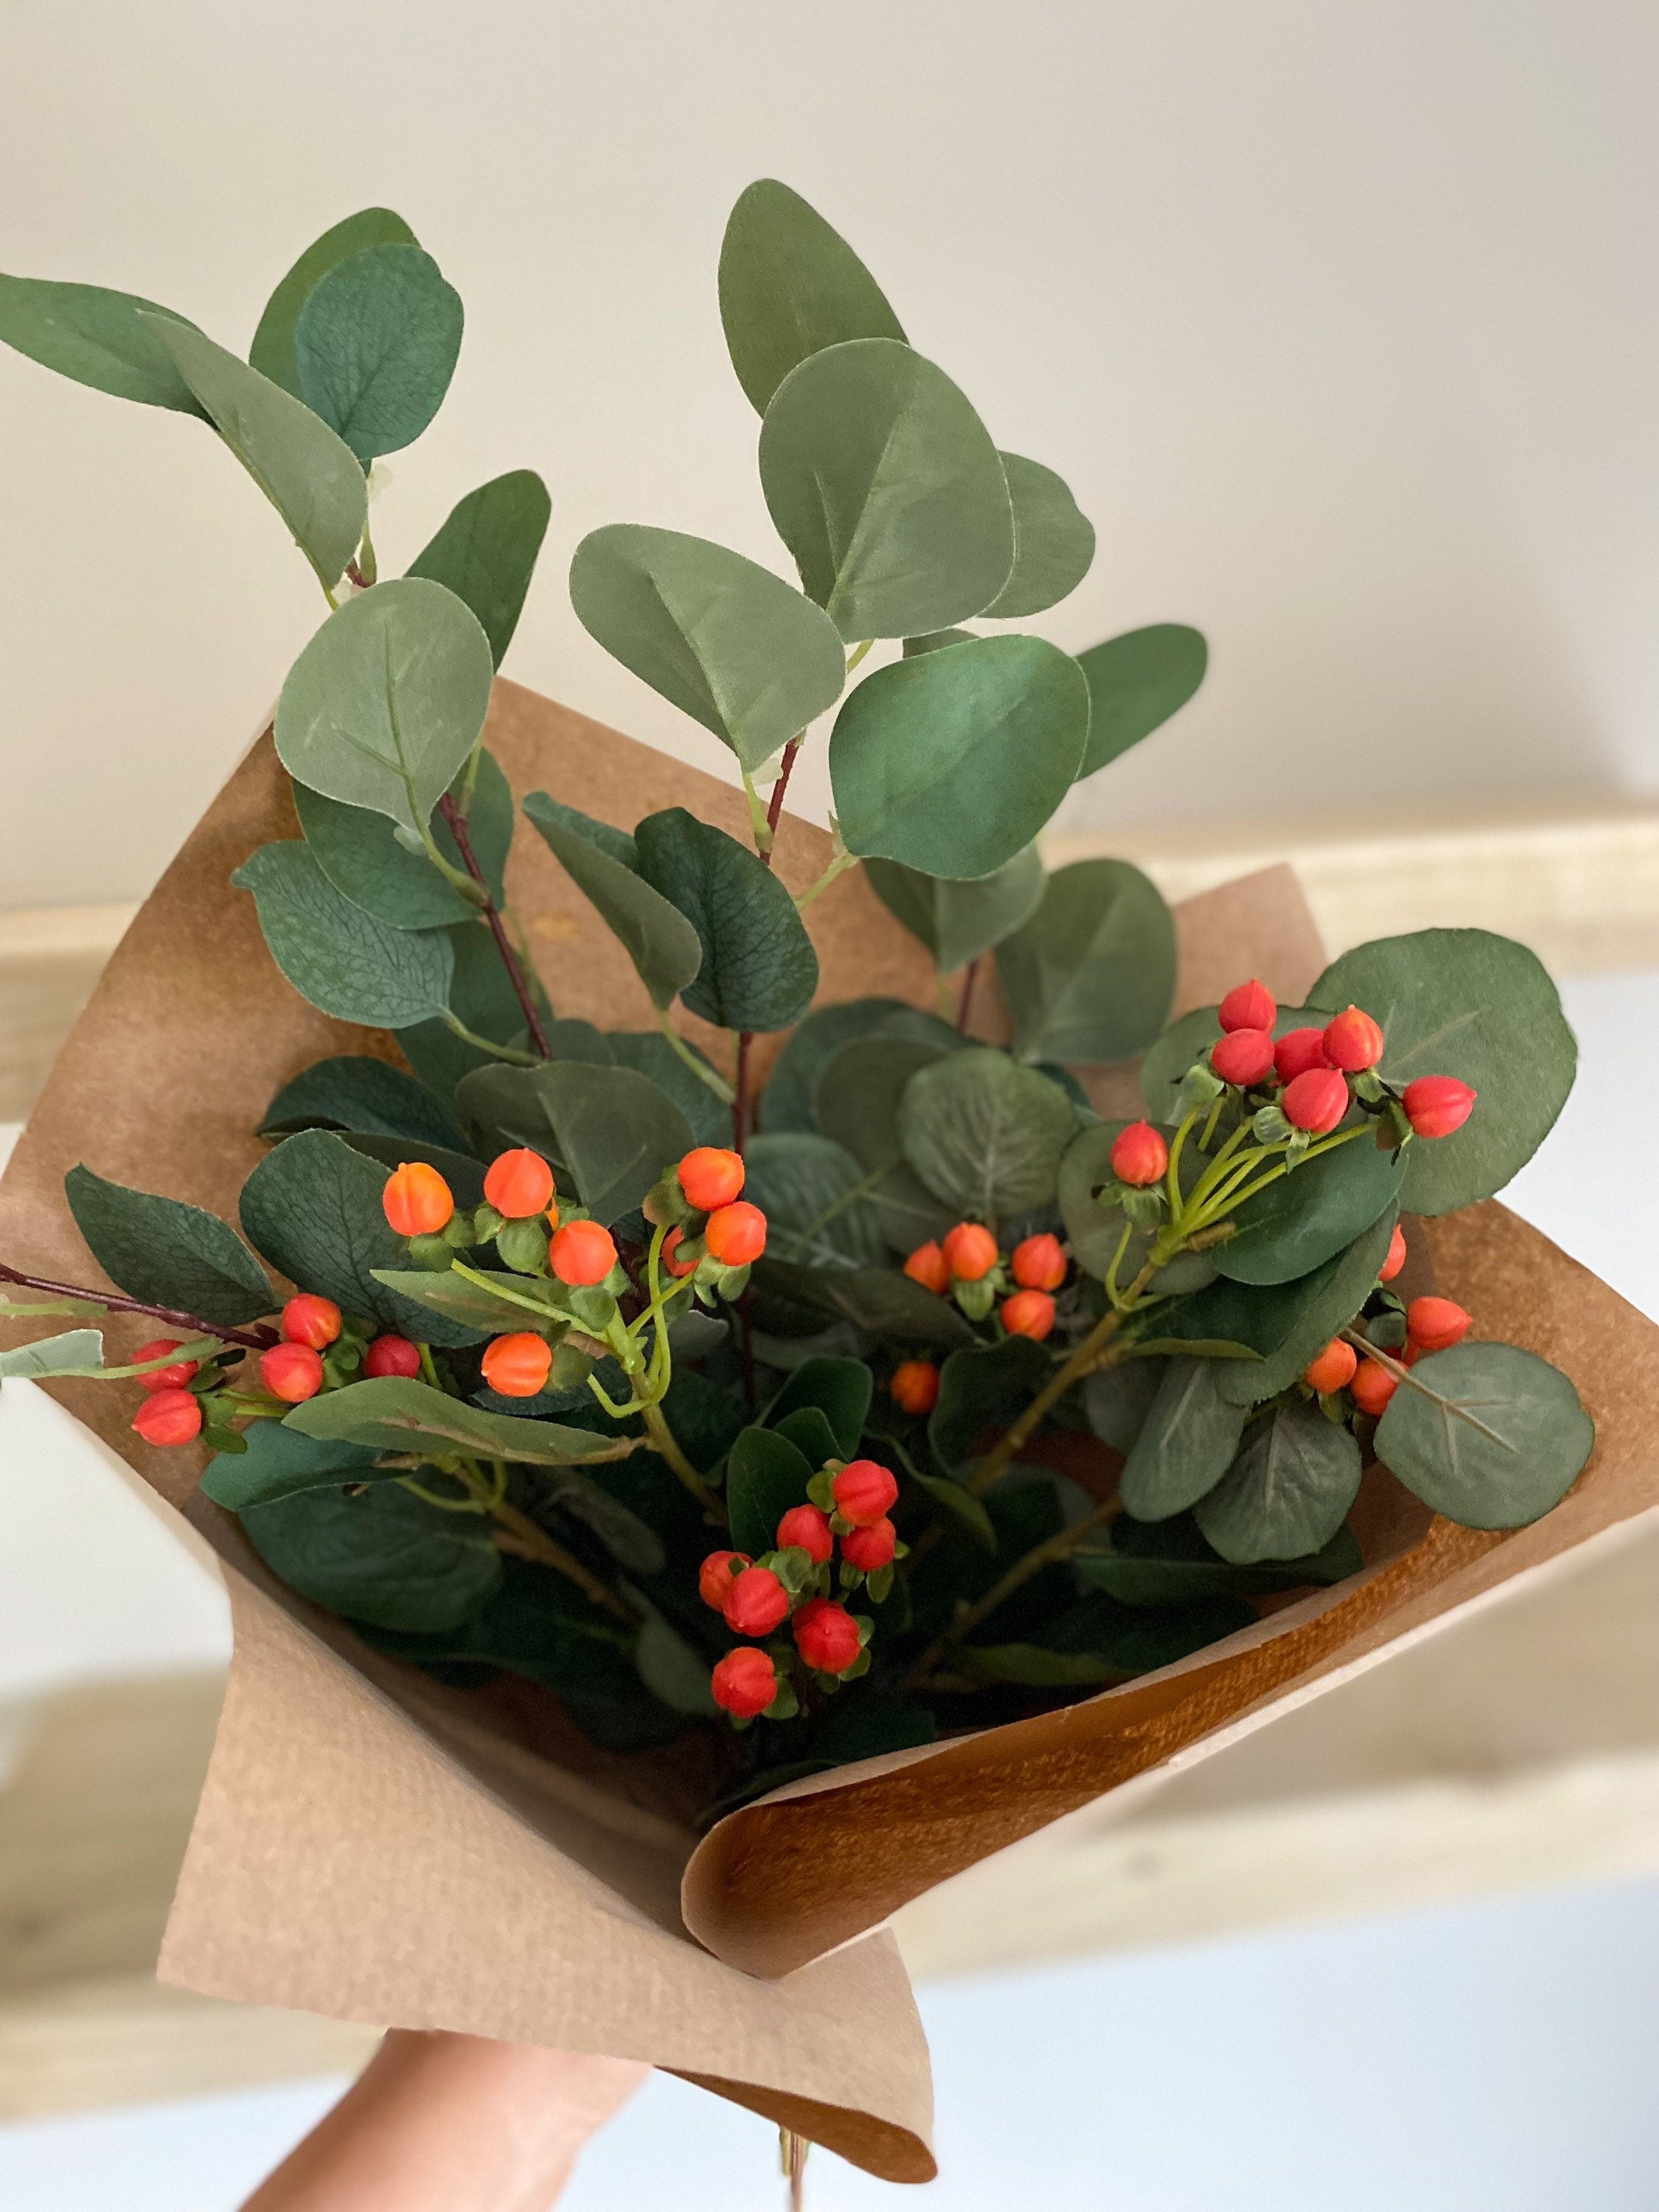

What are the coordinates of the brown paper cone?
(4, 679, 1654, 2180)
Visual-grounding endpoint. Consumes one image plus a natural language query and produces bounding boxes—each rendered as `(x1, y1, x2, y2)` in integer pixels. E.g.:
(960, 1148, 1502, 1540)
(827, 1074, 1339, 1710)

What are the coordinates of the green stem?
(653, 1008, 736, 1103)
(641, 1400, 726, 1521)
(439, 1011, 541, 1067)
(845, 639, 874, 673)
(487, 1492, 641, 1622)
(902, 1495, 1122, 1690)
(795, 846, 858, 911)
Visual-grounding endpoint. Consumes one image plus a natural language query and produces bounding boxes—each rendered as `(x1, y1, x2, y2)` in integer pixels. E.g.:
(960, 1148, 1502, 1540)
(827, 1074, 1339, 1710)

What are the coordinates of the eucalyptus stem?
(651, 1009, 735, 1103)
(0, 1259, 279, 1352)
(641, 1401, 726, 1521)
(794, 846, 857, 911)
(437, 792, 553, 1059)
(439, 1011, 541, 1067)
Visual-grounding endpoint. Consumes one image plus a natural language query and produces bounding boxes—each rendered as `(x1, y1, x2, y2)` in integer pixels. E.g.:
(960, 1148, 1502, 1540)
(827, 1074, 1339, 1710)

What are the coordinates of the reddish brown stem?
(0, 1259, 277, 1352)
(764, 737, 802, 847)
(436, 791, 552, 1060)
(956, 956, 981, 1033)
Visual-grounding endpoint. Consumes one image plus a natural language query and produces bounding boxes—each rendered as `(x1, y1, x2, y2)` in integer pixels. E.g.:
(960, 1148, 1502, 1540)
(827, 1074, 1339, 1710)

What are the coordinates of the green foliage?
(275, 579, 493, 835)
(0, 275, 206, 412)
(234, 843, 454, 1028)
(928, 1335, 1051, 1472)
(900, 1048, 1077, 1220)
(759, 338, 1013, 639)
(369, 1267, 554, 1334)
(64, 1164, 273, 1326)
(755, 1257, 975, 1349)
(509, 1019, 728, 1147)
(760, 998, 958, 1135)
(240, 1481, 502, 1633)
(1056, 1119, 1218, 1293)
(408, 470, 551, 666)
(200, 1419, 380, 1510)
(455, 1059, 692, 1222)
(743, 1133, 887, 1268)
(996, 860, 1176, 1065)
(521, 793, 702, 1011)
(863, 846, 1046, 975)
(830, 636, 1090, 877)
(250, 207, 418, 398)
(634, 1610, 719, 1716)
(142, 318, 366, 590)
(570, 526, 846, 773)
(294, 748, 513, 931)
(538, 1468, 665, 1575)
(1194, 1399, 1363, 1564)
(718, 179, 906, 414)
(293, 243, 463, 465)
(981, 454, 1095, 619)
(955, 1643, 1120, 1688)
(763, 1357, 874, 1460)
(1213, 1130, 1404, 1286)
(814, 1034, 959, 1251)
(910, 1467, 998, 1552)
(1074, 625, 1207, 781)
(1310, 930, 1577, 1214)
(1082, 1356, 1166, 1452)
(1078, 1517, 1363, 1606)
(1375, 1342, 1594, 1528)
(282, 1375, 628, 1465)
(1119, 1357, 1249, 1520)
(633, 808, 818, 1031)
(727, 1424, 815, 1553)
(0, 1329, 108, 1381)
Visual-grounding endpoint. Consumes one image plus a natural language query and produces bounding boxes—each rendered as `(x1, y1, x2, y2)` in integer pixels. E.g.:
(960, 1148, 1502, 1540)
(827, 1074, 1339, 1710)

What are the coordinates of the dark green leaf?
(911, 1468, 998, 1553)
(814, 1032, 960, 1251)
(369, 1267, 551, 1334)
(759, 338, 1013, 639)
(331, 1135, 485, 1208)
(259, 1057, 467, 1151)
(293, 243, 462, 464)
(997, 860, 1176, 1064)
(64, 1164, 273, 1326)
(454, 1060, 692, 1223)
(293, 747, 513, 930)
(283, 1375, 629, 1466)
(718, 179, 906, 414)
(606, 1032, 731, 1147)
(1214, 1129, 1405, 1285)
(981, 453, 1095, 619)
(249, 207, 418, 398)
(1078, 1518, 1363, 1605)
(1119, 1357, 1249, 1519)
(240, 1481, 501, 1632)
(864, 846, 1047, 974)
(634, 1610, 718, 1715)
(1055, 1119, 1217, 1293)
(540, 1467, 664, 1575)
(1082, 1357, 1166, 1452)
(1310, 929, 1577, 1214)
(407, 470, 550, 667)
(234, 842, 455, 1027)
(1194, 1399, 1363, 1563)
(0, 276, 206, 412)
(811, 1697, 937, 1766)
(759, 998, 930, 1135)
(1375, 1341, 1593, 1528)
(634, 807, 817, 1031)
(275, 578, 493, 835)
(200, 1419, 380, 1510)
(744, 1132, 886, 1268)
(928, 1335, 1051, 1472)
(570, 526, 846, 773)
(763, 1356, 874, 1459)
(773, 1405, 841, 1468)
(521, 792, 702, 1010)
(754, 1257, 976, 1350)
(900, 1047, 1077, 1218)
(1074, 625, 1207, 781)
(955, 1643, 1121, 1687)
(727, 1425, 815, 1554)
(832, 636, 1090, 877)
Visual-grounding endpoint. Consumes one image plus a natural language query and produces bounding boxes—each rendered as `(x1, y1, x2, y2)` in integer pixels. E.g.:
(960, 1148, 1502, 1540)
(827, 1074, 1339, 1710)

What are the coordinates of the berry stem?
(955, 956, 981, 1033)
(436, 790, 553, 1060)
(0, 1259, 279, 1352)
(641, 1401, 727, 1522)
(488, 1492, 642, 1623)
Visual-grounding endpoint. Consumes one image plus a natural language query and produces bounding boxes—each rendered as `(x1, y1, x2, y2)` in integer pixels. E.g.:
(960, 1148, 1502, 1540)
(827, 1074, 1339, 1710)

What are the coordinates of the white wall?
(4, 1, 1658, 908)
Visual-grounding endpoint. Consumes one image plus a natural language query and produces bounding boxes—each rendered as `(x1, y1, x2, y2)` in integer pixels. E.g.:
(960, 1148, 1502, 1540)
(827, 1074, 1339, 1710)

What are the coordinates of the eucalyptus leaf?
(607, 1033, 731, 1147)
(275, 578, 494, 835)
(759, 338, 1013, 639)
(743, 1133, 886, 1269)
(831, 636, 1090, 878)
(634, 807, 818, 1031)
(754, 1258, 975, 1350)
(762, 998, 957, 1135)
(233, 842, 454, 1028)
(1082, 1357, 1167, 1453)
(814, 1033, 959, 1251)
(521, 792, 702, 1011)
(454, 1060, 692, 1223)
(142, 317, 366, 590)
(864, 846, 1046, 974)
(293, 243, 463, 464)
(928, 1335, 1052, 1472)
(634, 1610, 718, 1716)
(250, 206, 418, 398)
(370, 1268, 554, 1335)
(570, 526, 846, 773)
(1119, 1357, 1250, 1520)
(200, 1419, 381, 1511)
(407, 470, 550, 667)
(0, 276, 206, 411)
(1375, 1341, 1594, 1528)
(293, 747, 513, 930)
(1055, 1119, 1217, 1293)
(240, 1481, 501, 1633)
(0, 1329, 108, 1382)
(997, 860, 1176, 1065)
(1194, 1399, 1363, 1563)
(64, 1164, 274, 1326)
(1214, 1129, 1404, 1286)
(718, 178, 906, 414)
(282, 1375, 630, 1465)
(903, 629, 976, 655)
(726, 1425, 815, 1554)
(1074, 624, 1208, 781)
(1079, 1518, 1363, 1606)
(981, 453, 1096, 619)
(763, 1357, 874, 1460)
(900, 1048, 1077, 1219)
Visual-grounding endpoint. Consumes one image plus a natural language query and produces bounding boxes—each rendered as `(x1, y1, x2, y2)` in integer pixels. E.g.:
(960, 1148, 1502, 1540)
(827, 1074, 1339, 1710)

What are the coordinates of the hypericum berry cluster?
(1301, 1222, 1473, 1415)
(902, 1224, 1068, 1341)
(702, 1457, 902, 1721)
(649, 1146, 768, 1285)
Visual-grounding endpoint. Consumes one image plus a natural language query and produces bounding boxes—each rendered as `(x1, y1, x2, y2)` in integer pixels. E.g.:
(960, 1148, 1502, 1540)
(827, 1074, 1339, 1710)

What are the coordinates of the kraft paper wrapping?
(4, 677, 1657, 2181)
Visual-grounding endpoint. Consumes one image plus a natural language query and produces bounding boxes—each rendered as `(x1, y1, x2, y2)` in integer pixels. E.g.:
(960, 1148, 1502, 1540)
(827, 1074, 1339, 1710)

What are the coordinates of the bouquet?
(1, 183, 1649, 2187)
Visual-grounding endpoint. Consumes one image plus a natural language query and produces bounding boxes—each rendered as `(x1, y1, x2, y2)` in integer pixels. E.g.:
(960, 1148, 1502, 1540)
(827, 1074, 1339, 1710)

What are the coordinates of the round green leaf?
(755, 1256, 975, 1350)
(1119, 1357, 1248, 1520)
(240, 1481, 502, 1634)
(997, 859, 1175, 1065)
(634, 807, 818, 1032)
(900, 1047, 1077, 1220)
(719, 179, 906, 414)
(259, 1057, 465, 1150)
(761, 998, 959, 1135)
(250, 206, 418, 399)
(1375, 1341, 1594, 1528)
(1310, 929, 1577, 1214)
(832, 636, 1090, 879)
(1185, 1208, 1398, 1408)
(981, 453, 1095, 619)
(294, 746, 513, 931)
(521, 793, 703, 1012)
(0, 276, 207, 412)
(1054, 1119, 1219, 1293)
(233, 841, 454, 1028)
(407, 469, 550, 668)
(570, 525, 846, 774)
(813, 1032, 961, 1251)
(763, 1357, 874, 1461)
(726, 1425, 815, 1556)
(928, 1335, 1051, 1474)
(454, 1059, 692, 1224)
(759, 338, 1014, 640)
(863, 846, 1046, 975)
(64, 1164, 274, 1327)
(1074, 625, 1208, 782)
(1194, 1399, 1363, 1563)
(1214, 1129, 1405, 1286)
(293, 243, 463, 465)
(744, 1132, 888, 1270)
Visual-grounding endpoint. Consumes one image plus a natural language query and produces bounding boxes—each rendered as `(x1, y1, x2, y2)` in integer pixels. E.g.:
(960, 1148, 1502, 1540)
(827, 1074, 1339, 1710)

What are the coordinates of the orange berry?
(550, 1219, 618, 1286)
(1110, 1121, 1168, 1187)
(678, 1146, 745, 1211)
(833, 1459, 899, 1526)
(1350, 1358, 1399, 1416)
(281, 1293, 342, 1349)
(131, 1386, 202, 1446)
(1282, 1068, 1349, 1133)
(483, 1147, 556, 1220)
(942, 1222, 998, 1281)
(890, 1359, 942, 1416)
(1403, 1076, 1477, 1139)
(723, 1564, 790, 1637)
(776, 1503, 834, 1563)
(698, 1550, 752, 1610)
(1219, 978, 1276, 1032)
(1323, 1005, 1385, 1073)
(364, 1333, 421, 1378)
(841, 1517, 897, 1573)
(1274, 1026, 1332, 1082)
(1379, 1222, 1408, 1283)
(705, 1200, 767, 1265)
(1303, 1338, 1358, 1394)
(383, 1161, 454, 1237)
(133, 1337, 198, 1394)
(711, 1646, 776, 1717)
(260, 1343, 324, 1402)
(661, 1225, 698, 1276)
(1001, 1289, 1057, 1340)
(1211, 1029, 1276, 1086)
(793, 1597, 862, 1674)
(1011, 1233, 1067, 1290)
(1406, 1296, 1472, 1353)
(904, 1240, 951, 1295)
(480, 1332, 554, 1397)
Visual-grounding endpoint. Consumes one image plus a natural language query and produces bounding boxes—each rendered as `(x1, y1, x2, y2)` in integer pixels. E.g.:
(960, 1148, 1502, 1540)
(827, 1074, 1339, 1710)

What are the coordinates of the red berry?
(260, 1342, 324, 1403)
(942, 1222, 998, 1281)
(131, 1386, 202, 1446)
(1211, 1029, 1276, 1087)
(904, 1241, 951, 1295)
(833, 1458, 899, 1527)
(723, 1564, 790, 1637)
(1273, 1026, 1332, 1083)
(1350, 1358, 1399, 1416)
(1407, 1296, 1472, 1353)
(364, 1333, 421, 1380)
(661, 1225, 698, 1277)
(1219, 978, 1276, 1033)
(890, 1359, 941, 1416)
(550, 1219, 618, 1286)
(698, 1549, 751, 1610)
(480, 1332, 553, 1397)
(282, 1293, 342, 1350)
(1011, 1232, 1067, 1291)
(133, 1337, 198, 1394)
(711, 1646, 776, 1718)
(1110, 1121, 1169, 1189)
(1402, 1076, 1477, 1140)
(841, 1517, 897, 1573)
(776, 1503, 834, 1564)
(1323, 1005, 1385, 1073)
(483, 1147, 556, 1220)
(678, 1147, 745, 1212)
(1282, 1067, 1349, 1133)
(705, 1200, 767, 1265)
(1001, 1289, 1057, 1340)
(1303, 1338, 1358, 1394)
(793, 1596, 862, 1674)
(383, 1161, 454, 1237)
(1379, 1222, 1408, 1284)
